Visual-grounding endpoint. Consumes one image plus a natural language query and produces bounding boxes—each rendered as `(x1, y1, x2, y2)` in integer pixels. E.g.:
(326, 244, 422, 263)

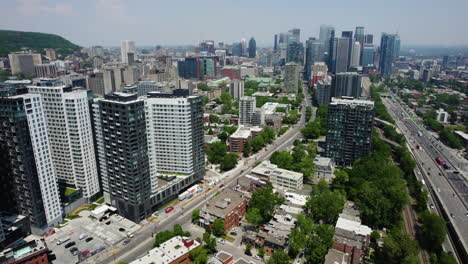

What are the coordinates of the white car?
(217, 239, 225, 244)
(127, 232, 134, 238)
(79, 234, 88, 240)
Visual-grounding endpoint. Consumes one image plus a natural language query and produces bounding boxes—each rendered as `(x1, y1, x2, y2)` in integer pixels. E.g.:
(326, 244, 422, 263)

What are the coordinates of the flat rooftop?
(330, 97, 374, 107)
(202, 188, 246, 218)
(251, 160, 303, 181)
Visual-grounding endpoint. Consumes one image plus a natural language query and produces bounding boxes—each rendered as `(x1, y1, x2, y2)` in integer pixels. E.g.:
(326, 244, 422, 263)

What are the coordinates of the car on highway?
(219, 184, 224, 188)
(165, 206, 174, 213)
(436, 157, 444, 165)
(443, 163, 450, 169)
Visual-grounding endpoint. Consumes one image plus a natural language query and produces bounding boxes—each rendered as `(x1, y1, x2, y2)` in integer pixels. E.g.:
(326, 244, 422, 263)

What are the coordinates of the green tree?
(189, 246, 208, 264)
(243, 140, 251, 157)
(202, 96, 209, 105)
(251, 135, 265, 153)
(332, 170, 349, 192)
(198, 83, 210, 91)
(437, 251, 458, 264)
(245, 243, 252, 255)
(262, 127, 276, 143)
(270, 151, 293, 169)
(258, 248, 266, 258)
(192, 209, 200, 224)
(202, 232, 217, 253)
(301, 121, 321, 139)
(206, 142, 227, 164)
(266, 249, 290, 264)
(220, 92, 233, 113)
(153, 230, 176, 248)
(217, 132, 228, 142)
(305, 188, 345, 224)
(249, 183, 282, 223)
(420, 211, 447, 252)
(209, 114, 220, 124)
(212, 218, 225, 237)
(246, 208, 263, 226)
(220, 153, 238, 171)
(375, 230, 420, 264)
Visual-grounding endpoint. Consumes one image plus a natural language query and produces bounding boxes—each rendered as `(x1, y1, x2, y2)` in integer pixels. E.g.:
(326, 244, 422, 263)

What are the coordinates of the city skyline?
(2, 0, 468, 47)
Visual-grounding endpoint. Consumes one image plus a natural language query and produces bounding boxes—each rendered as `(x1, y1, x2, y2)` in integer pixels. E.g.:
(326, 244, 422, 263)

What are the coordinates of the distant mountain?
(0, 29, 81, 57)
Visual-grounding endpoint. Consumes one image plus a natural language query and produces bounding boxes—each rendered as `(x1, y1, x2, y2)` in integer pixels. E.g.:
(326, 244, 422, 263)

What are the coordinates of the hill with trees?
(0, 29, 80, 57)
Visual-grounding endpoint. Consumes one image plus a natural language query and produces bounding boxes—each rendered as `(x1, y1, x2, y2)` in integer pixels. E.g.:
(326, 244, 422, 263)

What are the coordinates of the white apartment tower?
(121, 40, 136, 64)
(239, 96, 256, 125)
(27, 79, 100, 200)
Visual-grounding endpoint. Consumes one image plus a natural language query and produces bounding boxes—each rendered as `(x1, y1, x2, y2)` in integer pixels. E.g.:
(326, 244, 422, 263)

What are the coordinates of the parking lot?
(46, 209, 141, 264)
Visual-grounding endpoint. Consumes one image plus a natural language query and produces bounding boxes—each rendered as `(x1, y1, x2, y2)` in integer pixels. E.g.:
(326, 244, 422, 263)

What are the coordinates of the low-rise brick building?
(200, 189, 248, 231)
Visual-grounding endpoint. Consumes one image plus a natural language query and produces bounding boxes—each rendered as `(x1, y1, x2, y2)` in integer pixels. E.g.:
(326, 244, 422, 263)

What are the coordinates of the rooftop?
(314, 157, 333, 167)
(251, 160, 303, 181)
(330, 97, 374, 107)
(130, 236, 200, 264)
(201, 188, 247, 219)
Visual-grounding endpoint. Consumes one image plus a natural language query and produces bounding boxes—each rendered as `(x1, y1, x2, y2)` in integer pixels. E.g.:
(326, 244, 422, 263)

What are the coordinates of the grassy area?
(64, 187, 77, 196)
(95, 196, 105, 204)
(214, 191, 221, 197)
(223, 235, 235, 242)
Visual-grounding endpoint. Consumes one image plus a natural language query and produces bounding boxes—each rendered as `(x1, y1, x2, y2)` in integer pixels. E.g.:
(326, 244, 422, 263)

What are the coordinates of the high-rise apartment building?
(231, 43, 243, 57)
(87, 72, 106, 96)
(230, 80, 244, 99)
(248, 38, 257, 58)
(145, 91, 205, 194)
(319, 25, 335, 60)
(332, 72, 362, 98)
(135, 80, 164, 96)
(355, 27, 365, 45)
(239, 96, 256, 125)
(331, 38, 350, 73)
(379, 33, 400, 77)
(27, 79, 100, 200)
(284, 63, 301, 93)
(8, 52, 42, 75)
(199, 57, 217, 80)
(325, 97, 375, 166)
(93, 93, 151, 222)
(121, 40, 136, 64)
(288, 28, 301, 43)
(316, 76, 332, 106)
(0, 84, 62, 234)
(364, 34, 373, 44)
(200, 40, 215, 54)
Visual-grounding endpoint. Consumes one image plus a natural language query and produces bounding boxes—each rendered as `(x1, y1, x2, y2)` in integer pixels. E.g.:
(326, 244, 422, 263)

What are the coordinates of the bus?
(436, 157, 444, 165)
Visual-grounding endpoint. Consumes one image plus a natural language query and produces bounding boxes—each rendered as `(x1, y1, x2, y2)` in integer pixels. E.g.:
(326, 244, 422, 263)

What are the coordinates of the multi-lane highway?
(382, 95, 468, 263)
(84, 87, 313, 264)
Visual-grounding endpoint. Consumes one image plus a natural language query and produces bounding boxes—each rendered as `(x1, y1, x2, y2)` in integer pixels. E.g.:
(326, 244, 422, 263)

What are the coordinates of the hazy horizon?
(2, 0, 468, 47)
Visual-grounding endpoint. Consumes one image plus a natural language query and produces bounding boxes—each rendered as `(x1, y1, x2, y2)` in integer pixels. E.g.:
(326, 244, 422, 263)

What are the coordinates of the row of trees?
(243, 127, 276, 157)
(153, 224, 191, 248)
(371, 84, 396, 124)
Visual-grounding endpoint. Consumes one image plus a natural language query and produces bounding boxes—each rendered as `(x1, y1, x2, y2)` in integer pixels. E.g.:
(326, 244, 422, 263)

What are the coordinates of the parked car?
(123, 239, 131, 245)
(79, 234, 88, 240)
(64, 242, 76, 248)
(85, 237, 93, 242)
(165, 206, 174, 213)
(127, 232, 134, 238)
(70, 247, 79, 256)
(119, 228, 126, 232)
(56, 237, 70, 245)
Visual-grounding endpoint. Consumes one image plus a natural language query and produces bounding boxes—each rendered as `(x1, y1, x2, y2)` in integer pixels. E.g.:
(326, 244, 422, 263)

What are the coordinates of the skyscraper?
(288, 28, 301, 43)
(93, 93, 151, 222)
(248, 37, 257, 58)
(361, 44, 376, 67)
(379, 33, 400, 77)
(200, 40, 215, 54)
(199, 57, 217, 80)
(364, 34, 373, 44)
(274, 34, 278, 53)
(239, 96, 256, 125)
(332, 72, 362, 98)
(284, 63, 301, 93)
(331, 37, 350, 73)
(27, 78, 100, 201)
(355, 27, 365, 45)
(8, 52, 42, 75)
(286, 42, 304, 64)
(0, 83, 62, 234)
(341, 31, 353, 69)
(121, 40, 135, 64)
(230, 80, 244, 99)
(304, 38, 322, 81)
(319, 25, 334, 54)
(231, 43, 243, 57)
(350, 41, 361, 68)
(325, 97, 375, 166)
(240, 38, 248, 57)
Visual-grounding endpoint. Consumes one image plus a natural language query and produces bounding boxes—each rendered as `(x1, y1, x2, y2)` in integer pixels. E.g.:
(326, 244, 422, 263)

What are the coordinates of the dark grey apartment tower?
(304, 38, 322, 81)
(325, 97, 375, 166)
(94, 92, 152, 222)
(248, 37, 256, 58)
(286, 42, 304, 65)
(274, 34, 278, 53)
(332, 72, 362, 98)
(341, 31, 353, 68)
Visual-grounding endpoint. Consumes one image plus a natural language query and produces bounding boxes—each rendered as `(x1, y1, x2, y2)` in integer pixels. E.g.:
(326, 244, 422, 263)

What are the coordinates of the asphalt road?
(382, 96, 467, 262)
(86, 88, 313, 264)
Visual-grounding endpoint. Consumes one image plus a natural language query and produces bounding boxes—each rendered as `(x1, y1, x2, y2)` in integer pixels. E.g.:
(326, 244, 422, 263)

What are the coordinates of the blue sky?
(1, 0, 468, 47)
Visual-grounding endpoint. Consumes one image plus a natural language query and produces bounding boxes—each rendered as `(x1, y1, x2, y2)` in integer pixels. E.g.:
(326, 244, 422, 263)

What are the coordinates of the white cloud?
(16, 0, 73, 15)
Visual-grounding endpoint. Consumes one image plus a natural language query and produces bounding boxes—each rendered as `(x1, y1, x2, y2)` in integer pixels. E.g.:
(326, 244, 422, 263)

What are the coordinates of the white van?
(56, 237, 71, 245)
